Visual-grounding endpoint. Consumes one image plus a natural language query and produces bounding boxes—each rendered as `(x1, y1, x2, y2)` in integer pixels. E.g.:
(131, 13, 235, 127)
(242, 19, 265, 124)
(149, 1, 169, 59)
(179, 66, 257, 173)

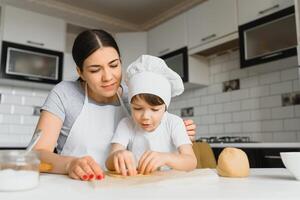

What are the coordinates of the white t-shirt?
(111, 112, 192, 162)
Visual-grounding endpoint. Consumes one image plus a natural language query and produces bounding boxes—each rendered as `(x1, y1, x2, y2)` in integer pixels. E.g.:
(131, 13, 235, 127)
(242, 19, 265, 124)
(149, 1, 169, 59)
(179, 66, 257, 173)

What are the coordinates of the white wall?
(169, 50, 300, 142)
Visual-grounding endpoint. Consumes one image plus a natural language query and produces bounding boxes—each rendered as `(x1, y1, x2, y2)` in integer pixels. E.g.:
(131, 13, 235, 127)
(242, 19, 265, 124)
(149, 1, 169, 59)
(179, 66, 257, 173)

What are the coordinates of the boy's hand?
(113, 150, 137, 176)
(184, 119, 196, 141)
(138, 151, 169, 175)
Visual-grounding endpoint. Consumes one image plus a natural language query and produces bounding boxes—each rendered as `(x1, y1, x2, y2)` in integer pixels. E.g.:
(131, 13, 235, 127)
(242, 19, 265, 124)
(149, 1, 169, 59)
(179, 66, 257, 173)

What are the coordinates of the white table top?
(210, 142, 300, 148)
(1, 168, 300, 200)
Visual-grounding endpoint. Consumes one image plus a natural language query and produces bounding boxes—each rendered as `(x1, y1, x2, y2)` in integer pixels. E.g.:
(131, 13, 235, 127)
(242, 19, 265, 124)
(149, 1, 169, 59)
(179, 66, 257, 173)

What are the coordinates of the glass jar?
(0, 150, 40, 191)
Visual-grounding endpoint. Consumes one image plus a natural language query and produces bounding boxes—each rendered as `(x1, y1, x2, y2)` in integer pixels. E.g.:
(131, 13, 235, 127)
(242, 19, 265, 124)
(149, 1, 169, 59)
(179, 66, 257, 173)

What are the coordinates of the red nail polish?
(82, 175, 88, 180)
(96, 175, 102, 180)
(89, 174, 94, 179)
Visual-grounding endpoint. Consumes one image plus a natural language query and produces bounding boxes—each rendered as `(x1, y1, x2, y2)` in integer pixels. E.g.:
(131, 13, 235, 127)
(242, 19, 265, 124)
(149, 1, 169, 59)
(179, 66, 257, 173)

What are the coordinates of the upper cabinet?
(2, 5, 66, 51)
(147, 13, 187, 57)
(238, 0, 294, 25)
(187, 0, 238, 50)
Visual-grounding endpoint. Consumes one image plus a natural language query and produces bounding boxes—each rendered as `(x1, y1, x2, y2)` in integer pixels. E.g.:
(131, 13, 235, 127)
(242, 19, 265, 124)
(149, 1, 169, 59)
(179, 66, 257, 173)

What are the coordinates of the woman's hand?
(183, 119, 196, 141)
(66, 156, 104, 181)
(113, 150, 137, 176)
(138, 151, 168, 175)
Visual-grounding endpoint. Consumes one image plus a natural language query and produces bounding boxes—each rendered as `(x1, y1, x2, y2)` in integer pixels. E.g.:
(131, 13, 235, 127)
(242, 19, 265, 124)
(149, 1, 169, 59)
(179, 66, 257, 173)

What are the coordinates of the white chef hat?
(125, 55, 184, 108)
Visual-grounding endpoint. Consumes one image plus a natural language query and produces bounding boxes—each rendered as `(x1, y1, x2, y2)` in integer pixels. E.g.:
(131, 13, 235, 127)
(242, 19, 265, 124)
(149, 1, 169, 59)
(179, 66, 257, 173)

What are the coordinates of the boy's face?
(131, 97, 166, 132)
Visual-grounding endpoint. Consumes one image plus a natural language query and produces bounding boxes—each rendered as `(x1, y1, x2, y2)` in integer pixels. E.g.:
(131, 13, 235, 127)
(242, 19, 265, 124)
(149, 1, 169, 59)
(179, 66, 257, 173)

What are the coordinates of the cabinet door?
(3, 6, 66, 51)
(238, 0, 294, 25)
(147, 13, 187, 56)
(187, 0, 237, 49)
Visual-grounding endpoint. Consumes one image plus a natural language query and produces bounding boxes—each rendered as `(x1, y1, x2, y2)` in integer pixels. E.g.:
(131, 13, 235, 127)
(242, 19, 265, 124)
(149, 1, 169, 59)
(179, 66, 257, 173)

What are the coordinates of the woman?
(34, 29, 196, 181)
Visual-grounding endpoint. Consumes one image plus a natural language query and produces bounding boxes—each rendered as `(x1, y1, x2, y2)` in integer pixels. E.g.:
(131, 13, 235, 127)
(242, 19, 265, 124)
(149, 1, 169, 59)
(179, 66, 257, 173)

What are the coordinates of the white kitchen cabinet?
(187, 0, 238, 51)
(2, 5, 66, 51)
(115, 32, 148, 71)
(147, 13, 187, 57)
(238, 0, 294, 25)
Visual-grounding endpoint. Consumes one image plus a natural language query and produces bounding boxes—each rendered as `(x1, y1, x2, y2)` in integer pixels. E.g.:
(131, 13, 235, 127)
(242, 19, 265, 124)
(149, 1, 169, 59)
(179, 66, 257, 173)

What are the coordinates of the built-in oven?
(160, 47, 188, 82)
(239, 6, 297, 68)
(0, 41, 63, 84)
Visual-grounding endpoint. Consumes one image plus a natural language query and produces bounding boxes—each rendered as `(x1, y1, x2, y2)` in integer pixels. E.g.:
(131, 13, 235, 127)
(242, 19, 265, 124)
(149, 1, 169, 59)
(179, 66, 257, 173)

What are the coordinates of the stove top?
(196, 136, 255, 143)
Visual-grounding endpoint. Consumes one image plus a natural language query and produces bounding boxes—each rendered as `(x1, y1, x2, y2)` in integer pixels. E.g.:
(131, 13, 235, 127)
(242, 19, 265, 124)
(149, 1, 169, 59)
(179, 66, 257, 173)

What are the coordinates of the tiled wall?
(0, 86, 49, 147)
(169, 50, 300, 142)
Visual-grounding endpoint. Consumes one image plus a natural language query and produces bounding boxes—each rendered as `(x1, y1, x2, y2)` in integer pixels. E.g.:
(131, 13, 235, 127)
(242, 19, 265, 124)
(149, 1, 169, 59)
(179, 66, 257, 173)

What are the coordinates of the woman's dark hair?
(72, 29, 121, 72)
(131, 93, 165, 107)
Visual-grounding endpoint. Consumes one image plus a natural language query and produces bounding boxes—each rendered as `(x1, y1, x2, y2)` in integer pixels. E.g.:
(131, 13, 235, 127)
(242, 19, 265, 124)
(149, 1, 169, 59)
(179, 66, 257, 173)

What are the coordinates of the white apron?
(61, 84, 129, 168)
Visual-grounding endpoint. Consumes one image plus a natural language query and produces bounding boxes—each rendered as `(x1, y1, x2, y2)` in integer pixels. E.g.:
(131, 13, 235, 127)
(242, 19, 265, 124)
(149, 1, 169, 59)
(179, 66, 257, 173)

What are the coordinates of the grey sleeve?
(41, 89, 66, 122)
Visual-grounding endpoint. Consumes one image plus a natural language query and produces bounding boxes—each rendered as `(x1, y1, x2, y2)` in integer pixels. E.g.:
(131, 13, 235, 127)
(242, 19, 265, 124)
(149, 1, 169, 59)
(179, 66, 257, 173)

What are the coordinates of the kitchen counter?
(1, 168, 300, 200)
(209, 142, 300, 148)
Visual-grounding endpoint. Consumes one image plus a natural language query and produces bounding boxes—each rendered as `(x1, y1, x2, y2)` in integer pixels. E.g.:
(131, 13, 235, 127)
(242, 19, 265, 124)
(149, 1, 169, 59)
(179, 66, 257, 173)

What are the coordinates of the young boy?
(106, 55, 197, 176)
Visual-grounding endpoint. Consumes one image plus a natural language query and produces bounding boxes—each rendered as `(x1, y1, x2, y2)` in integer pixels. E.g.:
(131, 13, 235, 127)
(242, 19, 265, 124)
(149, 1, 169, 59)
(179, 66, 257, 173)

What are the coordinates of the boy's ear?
(76, 67, 85, 81)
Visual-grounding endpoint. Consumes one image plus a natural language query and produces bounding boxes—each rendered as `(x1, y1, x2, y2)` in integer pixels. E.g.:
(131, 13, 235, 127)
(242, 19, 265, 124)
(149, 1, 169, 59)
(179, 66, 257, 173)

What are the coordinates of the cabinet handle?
(201, 34, 216, 42)
(264, 155, 281, 159)
(27, 40, 44, 47)
(159, 48, 170, 55)
(258, 4, 280, 15)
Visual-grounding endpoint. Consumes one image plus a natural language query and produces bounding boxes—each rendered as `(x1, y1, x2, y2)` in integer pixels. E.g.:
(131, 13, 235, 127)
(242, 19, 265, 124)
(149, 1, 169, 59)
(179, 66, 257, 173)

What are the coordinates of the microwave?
(239, 6, 297, 68)
(160, 47, 188, 82)
(0, 41, 63, 84)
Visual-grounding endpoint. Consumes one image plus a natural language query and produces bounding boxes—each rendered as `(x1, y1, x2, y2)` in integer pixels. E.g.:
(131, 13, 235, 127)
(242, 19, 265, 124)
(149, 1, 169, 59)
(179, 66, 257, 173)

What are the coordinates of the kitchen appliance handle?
(264, 155, 281, 159)
(27, 40, 45, 47)
(159, 48, 170, 55)
(258, 4, 280, 15)
(201, 34, 216, 42)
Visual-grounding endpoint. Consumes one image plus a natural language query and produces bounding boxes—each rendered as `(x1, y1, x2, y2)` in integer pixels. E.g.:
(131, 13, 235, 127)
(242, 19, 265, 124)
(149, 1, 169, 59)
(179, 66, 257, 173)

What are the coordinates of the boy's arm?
(105, 143, 125, 171)
(165, 144, 197, 171)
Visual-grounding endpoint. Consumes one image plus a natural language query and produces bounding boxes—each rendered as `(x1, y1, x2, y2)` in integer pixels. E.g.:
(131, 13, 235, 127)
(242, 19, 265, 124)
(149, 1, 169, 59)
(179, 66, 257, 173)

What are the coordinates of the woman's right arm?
(33, 111, 104, 180)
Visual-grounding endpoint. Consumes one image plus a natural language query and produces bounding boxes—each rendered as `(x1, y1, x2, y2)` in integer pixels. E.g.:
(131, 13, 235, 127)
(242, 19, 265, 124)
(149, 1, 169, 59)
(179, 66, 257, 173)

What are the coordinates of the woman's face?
(78, 47, 122, 100)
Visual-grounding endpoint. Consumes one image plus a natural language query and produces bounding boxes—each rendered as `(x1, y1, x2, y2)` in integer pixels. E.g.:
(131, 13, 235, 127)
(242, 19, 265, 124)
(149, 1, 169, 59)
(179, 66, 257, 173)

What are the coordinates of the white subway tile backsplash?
(201, 95, 215, 105)
(0, 104, 13, 114)
(209, 124, 224, 134)
(0, 124, 10, 134)
(32, 89, 50, 97)
(231, 89, 249, 101)
(259, 72, 280, 85)
(222, 59, 239, 72)
(223, 101, 241, 112)
(284, 118, 300, 131)
(293, 79, 300, 91)
(273, 132, 297, 142)
(260, 95, 281, 108)
(262, 120, 283, 132)
(271, 107, 294, 119)
(225, 123, 242, 133)
(295, 105, 300, 117)
(242, 121, 262, 132)
(281, 68, 299, 81)
(230, 69, 248, 80)
(21, 115, 39, 125)
(194, 88, 208, 97)
(210, 63, 222, 75)
(0, 114, 21, 124)
(214, 72, 229, 84)
(270, 81, 293, 95)
(197, 125, 209, 135)
(9, 125, 35, 134)
(241, 98, 260, 110)
(249, 85, 270, 98)
(12, 87, 33, 96)
(0, 94, 23, 105)
(201, 115, 216, 125)
(23, 96, 46, 107)
(208, 84, 222, 94)
(251, 109, 271, 120)
(233, 111, 251, 122)
(13, 106, 33, 115)
(208, 104, 223, 114)
(194, 106, 208, 116)
(0, 86, 13, 94)
(216, 113, 232, 123)
(215, 92, 231, 103)
(240, 76, 259, 89)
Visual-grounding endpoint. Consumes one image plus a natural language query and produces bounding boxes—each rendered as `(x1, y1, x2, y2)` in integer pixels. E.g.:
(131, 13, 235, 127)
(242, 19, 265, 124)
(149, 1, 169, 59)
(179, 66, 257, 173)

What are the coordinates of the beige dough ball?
(217, 147, 250, 178)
